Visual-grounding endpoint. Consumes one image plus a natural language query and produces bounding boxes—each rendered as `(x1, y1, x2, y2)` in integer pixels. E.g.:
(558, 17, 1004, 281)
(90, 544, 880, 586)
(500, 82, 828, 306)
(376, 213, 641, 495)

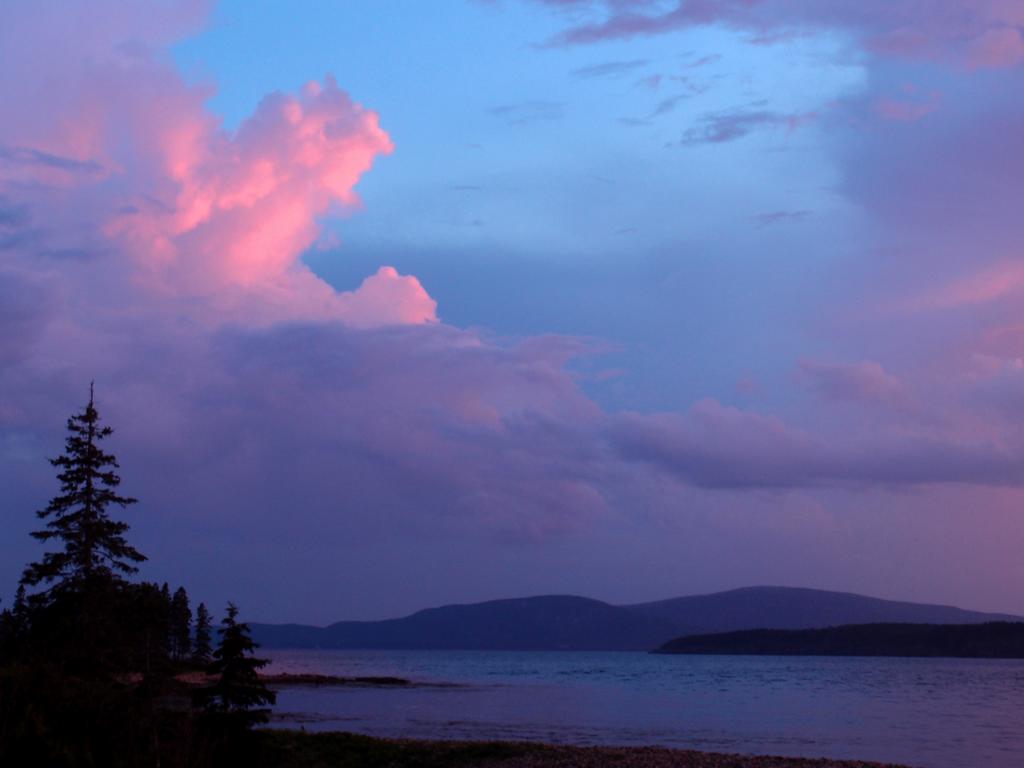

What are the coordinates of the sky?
(3, 0, 1024, 624)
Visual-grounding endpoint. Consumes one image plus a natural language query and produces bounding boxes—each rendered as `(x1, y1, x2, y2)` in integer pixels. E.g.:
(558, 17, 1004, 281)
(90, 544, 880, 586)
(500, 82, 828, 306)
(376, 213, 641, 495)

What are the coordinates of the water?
(264, 649, 1024, 768)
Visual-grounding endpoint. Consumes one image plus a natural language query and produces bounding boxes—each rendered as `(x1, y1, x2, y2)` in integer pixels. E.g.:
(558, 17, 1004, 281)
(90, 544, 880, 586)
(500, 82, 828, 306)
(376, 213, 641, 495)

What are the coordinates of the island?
(654, 621, 1024, 657)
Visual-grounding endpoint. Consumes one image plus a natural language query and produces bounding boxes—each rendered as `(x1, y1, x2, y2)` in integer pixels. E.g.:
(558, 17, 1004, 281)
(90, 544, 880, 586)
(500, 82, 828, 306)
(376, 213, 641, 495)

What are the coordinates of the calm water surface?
(264, 649, 1024, 768)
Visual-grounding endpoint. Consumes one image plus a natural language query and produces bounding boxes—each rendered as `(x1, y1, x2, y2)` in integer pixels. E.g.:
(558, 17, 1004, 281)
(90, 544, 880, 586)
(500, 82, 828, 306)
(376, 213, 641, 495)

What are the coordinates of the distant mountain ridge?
(251, 586, 1020, 651)
(253, 595, 675, 651)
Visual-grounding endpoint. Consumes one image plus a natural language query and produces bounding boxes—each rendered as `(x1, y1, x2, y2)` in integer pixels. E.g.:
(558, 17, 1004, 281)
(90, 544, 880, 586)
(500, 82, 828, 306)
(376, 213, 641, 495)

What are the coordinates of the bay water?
(264, 649, 1024, 768)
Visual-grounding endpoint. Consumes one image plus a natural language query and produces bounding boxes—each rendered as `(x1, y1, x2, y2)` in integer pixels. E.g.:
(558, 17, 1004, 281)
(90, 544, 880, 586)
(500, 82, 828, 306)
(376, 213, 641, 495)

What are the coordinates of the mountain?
(253, 595, 675, 651)
(623, 586, 1021, 636)
(251, 586, 1020, 651)
(654, 622, 1024, 658)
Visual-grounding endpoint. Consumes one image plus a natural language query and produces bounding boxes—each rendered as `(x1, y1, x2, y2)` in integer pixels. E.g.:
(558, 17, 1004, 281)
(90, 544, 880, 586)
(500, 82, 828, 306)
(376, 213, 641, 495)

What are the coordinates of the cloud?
(754, 210, 811, 228)
(1, 0, 400, 329)
(571, 59, 648, 78)
(0, 145, 105, 175)
(798, 360, 906, 407)
(0, 268, 57, 368)
(118, 76, 394, 304)
(908, 262, 1024, 312)
(634, 74, 663, 90)
(488, 101, 565, 125)
(678, 109, 817, 145)
(610, 399, 1019, 489)
(0, 0, 608, 563)
(334, 266, 438, 328)
(872, 92, 941, 122)
(0, 196, 31, 231)
(531, 1, 1024, 70)
(8, 0, 1024, 620)
(966, 26, 1024, 69)
(684, 53, 723, 68)
(649, 93, 690, 117)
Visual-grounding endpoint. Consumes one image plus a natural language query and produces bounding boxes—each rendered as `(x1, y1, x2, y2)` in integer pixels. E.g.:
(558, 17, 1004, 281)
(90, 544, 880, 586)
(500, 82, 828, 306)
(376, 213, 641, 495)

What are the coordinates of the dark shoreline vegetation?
(655, 622, 1024, 658)
(254, 731, 915, 768)
(0, 389, 276, 766)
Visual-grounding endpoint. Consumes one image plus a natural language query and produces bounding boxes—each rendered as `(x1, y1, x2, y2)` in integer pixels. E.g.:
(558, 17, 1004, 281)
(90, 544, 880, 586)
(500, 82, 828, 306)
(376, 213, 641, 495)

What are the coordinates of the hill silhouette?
(251, 586, 1020, 651)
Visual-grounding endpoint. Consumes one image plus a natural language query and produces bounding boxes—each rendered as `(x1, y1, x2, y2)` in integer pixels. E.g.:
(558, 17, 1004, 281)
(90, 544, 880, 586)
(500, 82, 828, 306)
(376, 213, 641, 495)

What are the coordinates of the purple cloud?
(798, 360, 906, 408)
(754, 210, 812, 228)
(571, 59, 649, 78)
(532, 1, 1024, 70)
(609, 400, 1021, 490)
(7, 0, 1024, 621)
(679, 109, 817, 144)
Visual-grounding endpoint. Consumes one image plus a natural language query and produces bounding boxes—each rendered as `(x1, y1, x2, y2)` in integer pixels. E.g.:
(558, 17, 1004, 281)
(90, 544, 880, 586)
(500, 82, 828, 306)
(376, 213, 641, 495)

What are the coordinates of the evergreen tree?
(0, 599, 12, 659)
(171, 586, 192, 662)
(197, 603, 275, 728)
(121, 582, 173, 674)
(157, 582, 173, 662)
(21, 384, 144, 597)
(12, 585, 27, 626)
(3, 585, 29, 652)
(192, 602, 213, 667)
(13, 585, 25, 609)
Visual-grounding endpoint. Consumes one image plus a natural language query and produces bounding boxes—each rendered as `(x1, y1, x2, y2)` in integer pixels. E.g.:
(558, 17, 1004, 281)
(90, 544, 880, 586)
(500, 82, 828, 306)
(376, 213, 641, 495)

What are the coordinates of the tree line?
(0, 386, 276, 766)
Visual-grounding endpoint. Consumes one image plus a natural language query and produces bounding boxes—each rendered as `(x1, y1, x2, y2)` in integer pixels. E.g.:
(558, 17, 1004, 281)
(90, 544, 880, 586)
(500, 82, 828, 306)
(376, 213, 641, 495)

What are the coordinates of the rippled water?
(264, 649, 1024, 768)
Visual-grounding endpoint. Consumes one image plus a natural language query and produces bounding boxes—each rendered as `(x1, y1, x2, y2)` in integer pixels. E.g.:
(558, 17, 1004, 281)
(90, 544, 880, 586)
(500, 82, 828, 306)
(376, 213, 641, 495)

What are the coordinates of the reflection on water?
(264, 649, 1024, 768)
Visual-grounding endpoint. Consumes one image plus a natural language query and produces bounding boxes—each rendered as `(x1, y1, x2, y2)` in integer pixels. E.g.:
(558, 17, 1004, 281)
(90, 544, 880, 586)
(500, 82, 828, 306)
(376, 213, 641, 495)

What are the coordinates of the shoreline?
(260, 730, 916, 768)
(261, 672, 415, 687)
(172, 671, 454, 689)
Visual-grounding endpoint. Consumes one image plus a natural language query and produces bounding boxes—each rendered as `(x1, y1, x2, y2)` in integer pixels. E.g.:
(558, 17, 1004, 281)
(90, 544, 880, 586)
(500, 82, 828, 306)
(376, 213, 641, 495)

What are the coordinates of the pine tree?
(197, 603, 276, 728)
(170, 586, 192, 662)
(192, 602, 213, 667)
(0, 587, 26, 658)
(12, 585, 27, 621)
(157, 582, 173, 661)
(0, 600, 13, 659)
(21, 384, 144, 597)
(9, 585, 28, 642)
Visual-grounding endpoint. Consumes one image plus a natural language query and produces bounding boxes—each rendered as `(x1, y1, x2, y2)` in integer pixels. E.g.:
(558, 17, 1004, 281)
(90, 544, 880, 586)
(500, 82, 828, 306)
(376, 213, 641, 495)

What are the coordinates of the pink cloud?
(1, 1, 403, 329)
(104, 75, 397, 320)
(873, 92, 941, 122)
(966, 26, 1024, 69)
(335, 266, 439, 328)
(909, 262, 1024, 311)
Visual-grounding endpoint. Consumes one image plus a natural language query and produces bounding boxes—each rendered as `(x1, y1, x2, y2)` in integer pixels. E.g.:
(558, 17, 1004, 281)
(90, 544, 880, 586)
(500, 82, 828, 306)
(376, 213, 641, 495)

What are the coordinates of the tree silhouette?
(2, 385, 279, 765)
(21, 384, 144, 598)
(192, 602, 213, 667)
(2, 585, 29, 652)
(171, 586, 192, 662)
(197, 603, 276, 728)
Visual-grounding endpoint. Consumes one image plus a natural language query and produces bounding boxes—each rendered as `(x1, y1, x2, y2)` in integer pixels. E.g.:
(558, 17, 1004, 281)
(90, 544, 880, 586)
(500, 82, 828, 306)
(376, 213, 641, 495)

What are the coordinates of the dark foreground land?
(655, 621, 1024, 657)
(257, 731, 913, 768)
